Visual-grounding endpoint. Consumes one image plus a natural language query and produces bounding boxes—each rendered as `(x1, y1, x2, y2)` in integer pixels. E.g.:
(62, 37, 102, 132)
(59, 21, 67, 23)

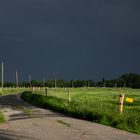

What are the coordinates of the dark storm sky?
(0, 0, 140, 82)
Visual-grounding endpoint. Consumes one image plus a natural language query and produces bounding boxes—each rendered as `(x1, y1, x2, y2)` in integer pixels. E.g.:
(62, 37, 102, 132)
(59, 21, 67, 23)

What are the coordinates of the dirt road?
(0, 94, 140, 140)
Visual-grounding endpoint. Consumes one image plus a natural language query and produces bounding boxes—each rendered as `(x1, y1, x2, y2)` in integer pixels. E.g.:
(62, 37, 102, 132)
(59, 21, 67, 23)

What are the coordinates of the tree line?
(1, 73, 140, 89)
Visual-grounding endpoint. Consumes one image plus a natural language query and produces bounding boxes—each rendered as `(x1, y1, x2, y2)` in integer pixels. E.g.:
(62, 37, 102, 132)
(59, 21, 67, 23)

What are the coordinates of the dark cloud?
(0, 0, 140, 81)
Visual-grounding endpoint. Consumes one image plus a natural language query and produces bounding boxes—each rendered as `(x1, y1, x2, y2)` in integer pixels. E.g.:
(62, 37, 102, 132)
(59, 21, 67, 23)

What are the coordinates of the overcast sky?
(0, 0, 140, 82)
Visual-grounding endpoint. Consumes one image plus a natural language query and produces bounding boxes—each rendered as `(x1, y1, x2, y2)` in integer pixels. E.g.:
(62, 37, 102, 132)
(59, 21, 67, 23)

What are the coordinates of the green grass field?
(21, 87, 140, 134)
(32, 87, 140, 113)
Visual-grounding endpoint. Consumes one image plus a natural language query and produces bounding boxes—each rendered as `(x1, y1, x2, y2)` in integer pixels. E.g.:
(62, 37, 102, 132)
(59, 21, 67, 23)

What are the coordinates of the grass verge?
(21, 91, 140, 135)
(0, 112, 5, 123)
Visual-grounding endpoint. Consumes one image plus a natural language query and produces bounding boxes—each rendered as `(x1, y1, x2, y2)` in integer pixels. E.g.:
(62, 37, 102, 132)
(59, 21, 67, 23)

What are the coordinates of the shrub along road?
(0, 94, 140, 140)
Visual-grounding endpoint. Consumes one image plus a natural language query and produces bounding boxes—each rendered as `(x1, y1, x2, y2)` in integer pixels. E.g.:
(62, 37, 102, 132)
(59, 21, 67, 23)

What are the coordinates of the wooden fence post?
(68, 88, 71, 102)
(45, 88, 48, 96)
(119, 94, 124, 114)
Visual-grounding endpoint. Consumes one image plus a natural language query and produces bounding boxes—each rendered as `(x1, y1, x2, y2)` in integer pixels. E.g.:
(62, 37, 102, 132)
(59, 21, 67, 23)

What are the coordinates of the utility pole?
(16, 70, 19, 88)
(29, 75, 32, 88)
(55, 79, 57, 88)
(72, 80, 74, 88)
(1, 62, 4, 89)
(88, 81, 90, 88)
(43, 78, 46, 88)
(68, 88, 71, 102)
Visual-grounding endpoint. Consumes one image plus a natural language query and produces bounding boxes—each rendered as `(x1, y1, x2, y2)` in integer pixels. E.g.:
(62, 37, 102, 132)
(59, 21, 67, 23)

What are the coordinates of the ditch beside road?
(0, 94, 140, 140)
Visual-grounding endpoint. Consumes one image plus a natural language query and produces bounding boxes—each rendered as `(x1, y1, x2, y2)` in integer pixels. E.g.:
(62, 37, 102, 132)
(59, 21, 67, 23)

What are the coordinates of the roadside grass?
(21, 88, 140, 135)
(0, 88, 28, 96)
(0, 112, 5, 123)
(23, 108, 33, 117)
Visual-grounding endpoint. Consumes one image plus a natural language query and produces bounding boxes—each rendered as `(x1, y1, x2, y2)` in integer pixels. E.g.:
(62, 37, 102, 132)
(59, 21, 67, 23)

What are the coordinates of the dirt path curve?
(0, 94, 140, 140)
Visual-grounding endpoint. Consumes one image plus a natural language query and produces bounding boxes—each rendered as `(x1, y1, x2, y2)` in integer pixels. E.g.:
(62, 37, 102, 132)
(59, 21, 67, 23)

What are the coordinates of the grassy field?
(32, 87, 140, 113)
(21, 87, 140, 134)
